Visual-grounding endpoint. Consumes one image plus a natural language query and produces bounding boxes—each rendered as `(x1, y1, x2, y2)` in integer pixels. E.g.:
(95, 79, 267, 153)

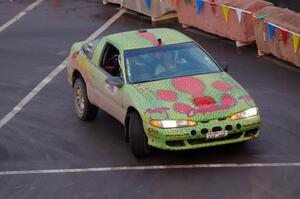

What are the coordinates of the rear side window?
(82, 39, 100, 59)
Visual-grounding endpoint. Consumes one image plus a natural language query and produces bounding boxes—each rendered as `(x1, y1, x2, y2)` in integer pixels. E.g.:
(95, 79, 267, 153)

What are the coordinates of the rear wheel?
(73, 78, 98, 121)
(129, 112, 151, 157)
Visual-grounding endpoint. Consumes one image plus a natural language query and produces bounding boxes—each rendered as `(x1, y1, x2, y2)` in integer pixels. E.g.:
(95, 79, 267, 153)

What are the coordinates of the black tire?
(73, 78, 98, 121)
(129, 112, 151, 157)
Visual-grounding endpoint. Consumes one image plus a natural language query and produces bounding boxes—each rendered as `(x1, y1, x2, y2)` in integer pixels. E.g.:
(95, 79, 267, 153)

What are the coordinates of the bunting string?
(201, 0, 252, 14)
(182, 0, 300, 38)
(181, 0, 299, 53)
(188, 0, 299, 38)
(182, 0, 251, 14)
(263, 20, 300, 37)
(260, 20, 300, 53)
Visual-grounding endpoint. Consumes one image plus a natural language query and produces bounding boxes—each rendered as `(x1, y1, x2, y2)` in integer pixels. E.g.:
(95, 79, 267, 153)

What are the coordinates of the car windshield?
(124, 42, 221, 84)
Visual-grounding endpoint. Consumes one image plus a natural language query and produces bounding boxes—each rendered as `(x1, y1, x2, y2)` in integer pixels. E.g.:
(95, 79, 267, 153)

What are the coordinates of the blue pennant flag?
(196, 0, 203, 15)
(146, 0, 151, 10)
(268, 23, 275, 42)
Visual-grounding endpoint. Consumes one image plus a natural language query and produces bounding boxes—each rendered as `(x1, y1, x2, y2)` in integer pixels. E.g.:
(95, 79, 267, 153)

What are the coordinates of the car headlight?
(230, 107, 258, 121)
(150, 120, 197, 129)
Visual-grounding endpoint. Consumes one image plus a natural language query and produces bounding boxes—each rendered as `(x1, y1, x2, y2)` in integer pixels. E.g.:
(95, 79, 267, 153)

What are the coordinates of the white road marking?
(0, 162, 300, 176)
(0, 8, 127, 129)
(85, 8, 127, 43)
(0, 0, 45, 33)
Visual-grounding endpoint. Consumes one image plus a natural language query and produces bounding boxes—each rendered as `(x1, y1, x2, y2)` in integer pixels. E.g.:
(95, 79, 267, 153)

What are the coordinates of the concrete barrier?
(177, 0, 272, 47)
(253, 6, 300, 67)
(103, 0, 177, 21)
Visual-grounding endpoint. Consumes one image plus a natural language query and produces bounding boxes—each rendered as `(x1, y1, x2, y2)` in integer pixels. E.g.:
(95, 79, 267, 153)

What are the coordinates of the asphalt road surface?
(0, 1, 299, 199)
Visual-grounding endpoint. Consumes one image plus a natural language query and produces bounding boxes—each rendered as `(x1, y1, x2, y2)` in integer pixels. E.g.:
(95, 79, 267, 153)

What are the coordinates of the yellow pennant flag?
(293, 34, 300, 53)
(222, 5, 230, 23)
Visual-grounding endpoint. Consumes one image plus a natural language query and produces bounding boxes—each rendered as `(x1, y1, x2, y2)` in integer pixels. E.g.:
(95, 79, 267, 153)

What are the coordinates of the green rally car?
(67, 28, 260, 157)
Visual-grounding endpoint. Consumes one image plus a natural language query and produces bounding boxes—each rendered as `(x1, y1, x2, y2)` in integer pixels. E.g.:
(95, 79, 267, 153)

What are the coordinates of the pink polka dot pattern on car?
(221, 94, 236, 106)
(173, 103, 194, 115)
(193, 96, 216, 107)
(156, 90, 177, 101)
(172, 77, 205, 97)
(212, 81, 235, 91)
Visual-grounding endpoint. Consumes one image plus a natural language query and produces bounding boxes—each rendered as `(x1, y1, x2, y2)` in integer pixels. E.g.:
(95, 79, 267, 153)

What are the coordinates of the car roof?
(103, 28, 193, 51)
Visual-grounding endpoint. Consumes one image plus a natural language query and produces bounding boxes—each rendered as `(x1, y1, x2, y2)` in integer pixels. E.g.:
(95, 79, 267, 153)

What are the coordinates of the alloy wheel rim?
(75, 87, 85, 114)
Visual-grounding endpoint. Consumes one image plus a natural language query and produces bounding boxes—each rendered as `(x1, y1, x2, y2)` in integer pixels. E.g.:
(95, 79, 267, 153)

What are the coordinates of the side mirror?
(219, 62, 229, 72)
(105, 76, 124, 88)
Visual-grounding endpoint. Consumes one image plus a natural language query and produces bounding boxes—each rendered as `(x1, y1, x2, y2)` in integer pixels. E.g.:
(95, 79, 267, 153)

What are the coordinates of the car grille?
(166, 140, 185, 147)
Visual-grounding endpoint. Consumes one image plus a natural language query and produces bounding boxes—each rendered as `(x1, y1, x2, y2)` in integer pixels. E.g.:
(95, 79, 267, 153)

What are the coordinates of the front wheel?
(129, 112, 151, 157)
(73, 78, 98, 121)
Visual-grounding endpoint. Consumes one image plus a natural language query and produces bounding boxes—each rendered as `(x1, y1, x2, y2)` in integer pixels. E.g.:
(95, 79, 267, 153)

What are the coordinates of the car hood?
(133, 72, 256, 121)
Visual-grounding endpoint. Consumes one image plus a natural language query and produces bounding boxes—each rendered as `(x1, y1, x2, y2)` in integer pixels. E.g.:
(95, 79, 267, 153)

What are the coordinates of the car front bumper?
(143, 116, 260, 151)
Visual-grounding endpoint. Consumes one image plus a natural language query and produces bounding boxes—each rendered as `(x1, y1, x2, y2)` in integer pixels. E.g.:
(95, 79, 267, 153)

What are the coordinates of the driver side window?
(100, 42, 121, 77)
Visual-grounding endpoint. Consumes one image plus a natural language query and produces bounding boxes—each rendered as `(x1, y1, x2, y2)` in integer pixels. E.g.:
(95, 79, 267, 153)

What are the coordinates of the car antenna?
(157, 38, 162, 46)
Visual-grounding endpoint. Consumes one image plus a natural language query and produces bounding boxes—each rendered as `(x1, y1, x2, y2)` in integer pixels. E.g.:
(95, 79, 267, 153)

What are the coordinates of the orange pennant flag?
(170, 0, 176, 7)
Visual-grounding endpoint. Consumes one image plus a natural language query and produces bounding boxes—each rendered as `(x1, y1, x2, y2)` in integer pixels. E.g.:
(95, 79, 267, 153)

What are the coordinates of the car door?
(78, 39, 100, 104)
(88, 39, 126, 123)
